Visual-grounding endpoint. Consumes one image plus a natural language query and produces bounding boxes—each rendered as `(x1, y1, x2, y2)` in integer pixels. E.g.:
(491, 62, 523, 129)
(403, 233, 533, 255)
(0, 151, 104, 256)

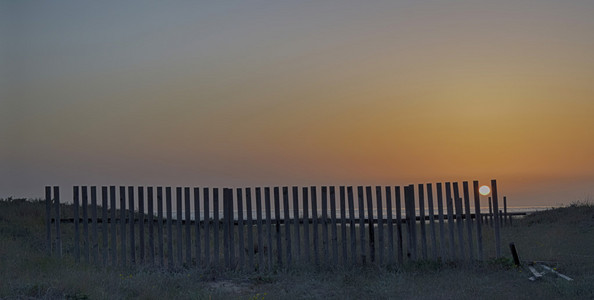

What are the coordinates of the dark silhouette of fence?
(45, 180, 515, 270)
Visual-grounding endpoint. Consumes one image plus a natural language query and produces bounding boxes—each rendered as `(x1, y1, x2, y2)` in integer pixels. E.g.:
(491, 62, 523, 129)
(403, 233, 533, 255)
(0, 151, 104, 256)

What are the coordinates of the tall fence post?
(312, 186, 320, 265)
(357, 186, 366, 263)
(265, 187, 273, 269)
(436, 183, 446, 260)
(395, 186, 404, 265)
(166, 187, 173, 268)
(185, 187, 192, 266)
(292, 187, 301, 261)
(418, 184, 427, 260)
(453, 183, 466, 260)
(302, 187, 310, 263)
(109, 186, 117, 266)
(148, 187, 155, 265)
(462, 182, 474, 261)
(472, 181, 483, 261)
(283, 187, 292, 266)
(347, 187, 357, 265)
(274, 187, 282, 267)
(256, 187, 264, 268)
(492, 180, 502, 258)
(91, 186, 99, 264)
(340, 186, 348, 266)
(203, 188, 210, 267)
(223, 188, 231, 268)
(54, 186, 62, 258)
(194, 187, 201, 266)
(128, 186, 135, 265)
(426, 183, 438, 261)
(101, 186, 108, 266)
(45, 187, 52, 256)
(321, 186, 329, 264)
(157, 187, 164, 267)
(83, 186, 90, 263)
(404, 185, 416, 261)
(120, 186, 127, 267)
(238, 188, 246, 268)
(445, 183, 455, 260)
(139, 187, 145, 264)
(74, 186, 80, 263)
(385, 186, 394, 264)
(246, 188, 254, 270)
(375, 186, 384, 265)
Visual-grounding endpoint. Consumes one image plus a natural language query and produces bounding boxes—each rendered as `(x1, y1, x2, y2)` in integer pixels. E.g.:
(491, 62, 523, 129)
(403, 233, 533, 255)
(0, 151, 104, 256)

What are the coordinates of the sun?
(479, 185, 491, 196)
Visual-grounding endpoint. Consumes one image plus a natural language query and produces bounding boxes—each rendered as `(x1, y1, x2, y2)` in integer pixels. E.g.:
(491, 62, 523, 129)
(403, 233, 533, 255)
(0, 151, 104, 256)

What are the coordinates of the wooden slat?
(91, 186, 99, 264)
(340, 186, 348, 266)
(148, 187, 155, 265)
(365, 186, 375, 263)
(256, 187, 264, 268)
(418, 184, 427, 260)
(347, 187, 357, 265)
(185, 187, 192, 265)
(436, 183, 446, 260)
(472, 181, 483, 260)
(138, 187, 145, 264)
(375, 186, 384, 265)
(321, 186, 329, 264)
(302, 187, 310, 263)
(404, 185, 416, 261)
(128, 186, 135, 264)
(453, 183, 465, 260)
(491, 180, 501, 258)
(292, 187, 301, 260)
(238, 188, 246, 268)
(193, 187, 201, 266)
(265, 187, 273, 268)
(426, 183, 438, 261)
(54, 186, 62, 258)
(74, 186, 80, 263)
(283, 187, 292, 266)
(330, 186, 338, 266)
(120, 186, 127, 267)
(357, 186, 365, 263)
(395, 186, 403, 265)
(246, 188, 254, 270)
(83, 186, 90, 263)
(101, 187, 108, 266)
(110, 186, 117, 265)
(462, 182, 474, 260)
(45, 187, 52, 255)
(445, 183, 455, 260)
(274, 187, 282, 267)
(385, 186, 394, 264)
(223, 188, 230, 268)
(157, 187, 165, 266)
(166, 187, 173, 268)
(203, 188, 210, 266)
(312, 186, 319, 265)
(213, 188, 220, 266)
(176, 187, 183, 266)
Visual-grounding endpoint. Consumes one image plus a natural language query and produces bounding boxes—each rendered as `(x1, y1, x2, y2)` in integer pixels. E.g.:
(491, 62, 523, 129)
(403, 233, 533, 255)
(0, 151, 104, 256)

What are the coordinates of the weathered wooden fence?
(45, 180, 513, 270)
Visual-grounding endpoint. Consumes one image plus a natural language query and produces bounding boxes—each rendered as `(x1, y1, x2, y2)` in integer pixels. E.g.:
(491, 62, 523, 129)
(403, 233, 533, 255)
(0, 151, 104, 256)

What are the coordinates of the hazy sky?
(2, 1, 593, 206)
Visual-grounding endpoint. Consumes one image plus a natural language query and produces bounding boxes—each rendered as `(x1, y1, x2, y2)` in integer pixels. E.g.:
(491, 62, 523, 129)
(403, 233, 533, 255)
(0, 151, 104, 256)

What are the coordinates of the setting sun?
(479, 185, 491, 196)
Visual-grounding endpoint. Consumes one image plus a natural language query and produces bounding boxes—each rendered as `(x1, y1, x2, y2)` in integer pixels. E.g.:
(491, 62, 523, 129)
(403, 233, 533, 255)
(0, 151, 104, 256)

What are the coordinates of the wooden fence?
(45, 180, 512, 270)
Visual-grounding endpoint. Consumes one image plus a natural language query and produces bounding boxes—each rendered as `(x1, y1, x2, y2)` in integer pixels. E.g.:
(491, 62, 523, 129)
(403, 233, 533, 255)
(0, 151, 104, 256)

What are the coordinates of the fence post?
(128, 186, 135, 265)
(223, 188, 231, 268)
(166, 187, 173, 268)
(426, 183, 438, 261)
(83, 186, 90, 263)
(238, 188, 246, 268)
(283, 187, 292, 266)
(503, 196, 508, 226)
(175, 187, 183, 266)
(110, 186, 117, 265)
(462, 182, 474, 261)
(445, 183, 455, 260)
(340, 186, 348, 266)
(91, 186, 99, 264)
(194, 187, 201, 266)
(321, 186, 329, 264)
(185, 187, 192, 265)
(418, 184, 427, 260)
(74, 186, 80, 263)
(292, 187, 301, 261)
(357, 186, 366, 264)
(213, 188, 220, 267)
(492, 180, 502, 258)
(453, 183, 466, 260)
(385, 186, 394, 265)
(395, 186, 403, 265)
(101, 187, 108, 266)
(45, 187, 52, 256)
(375, 186, 384, 265)
(472, 181, 483, 261)
(148, 187, 155, 265)
(274, 187, 282, 267)
(256, 188, 264, 268)
(203, 188, 210, 267)
(366, 186, 375, 263)
(404, 185, 416, 261)
(312, 186, 320, 265)
(54, 186, 62, 258)
(488, 197, 493, 227)
(330, 186, 338, 266)
(139, 186, 145, 264)
(347, 187, 357, 265)
(265, 187, 273, 269)
(157, 187, 165, 267)
(436, 183, 446, 260)
(302, 187, 310, 263)
(246, 188, 254, 270)
(120, 186, 127, 267)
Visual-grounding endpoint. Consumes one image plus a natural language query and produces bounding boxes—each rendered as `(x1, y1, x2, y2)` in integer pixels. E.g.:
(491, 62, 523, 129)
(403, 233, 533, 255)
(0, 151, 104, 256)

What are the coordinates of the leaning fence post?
(492, 180, 501, 258)
(445, 183, 455, 260)
(45, 187, 52, 256)
(436, 183, 446, 260)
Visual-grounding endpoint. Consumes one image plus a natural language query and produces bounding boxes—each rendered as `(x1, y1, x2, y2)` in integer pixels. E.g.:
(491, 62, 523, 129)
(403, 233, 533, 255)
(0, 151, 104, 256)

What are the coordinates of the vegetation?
(1, 198, 593, 299)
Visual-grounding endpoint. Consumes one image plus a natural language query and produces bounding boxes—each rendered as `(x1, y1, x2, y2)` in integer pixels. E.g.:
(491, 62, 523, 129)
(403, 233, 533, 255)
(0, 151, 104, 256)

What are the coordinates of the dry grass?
(1, 198, 593, 299)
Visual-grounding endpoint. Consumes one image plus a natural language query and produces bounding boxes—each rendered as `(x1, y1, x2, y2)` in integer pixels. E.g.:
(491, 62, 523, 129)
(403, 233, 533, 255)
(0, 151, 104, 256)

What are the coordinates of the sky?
(2, 1, 594, 207)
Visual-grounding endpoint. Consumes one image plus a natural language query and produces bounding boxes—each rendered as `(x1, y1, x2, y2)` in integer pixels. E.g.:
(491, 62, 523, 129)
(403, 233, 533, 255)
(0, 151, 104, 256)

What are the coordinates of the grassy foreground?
(1, 198, 593, 299)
